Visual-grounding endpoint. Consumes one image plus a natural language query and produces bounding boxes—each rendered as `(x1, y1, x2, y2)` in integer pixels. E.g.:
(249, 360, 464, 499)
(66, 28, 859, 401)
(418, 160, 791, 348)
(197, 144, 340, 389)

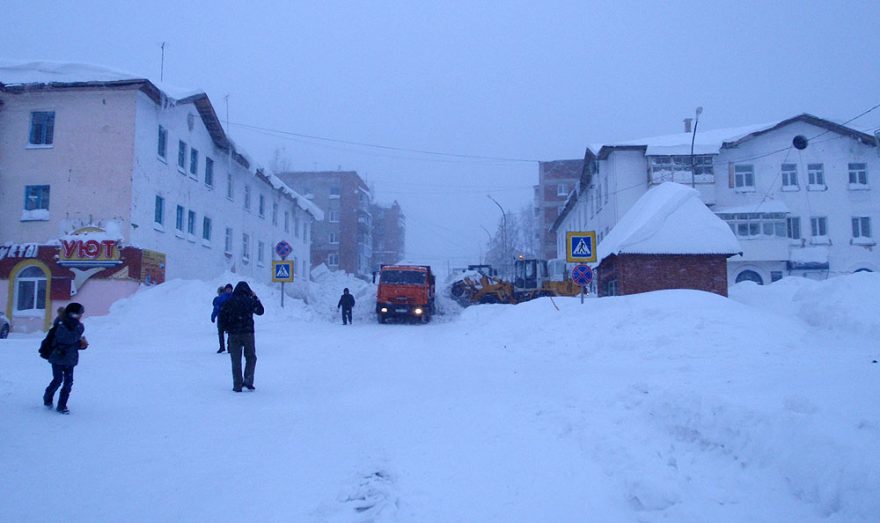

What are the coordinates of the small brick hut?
(596, 183, 741, 297)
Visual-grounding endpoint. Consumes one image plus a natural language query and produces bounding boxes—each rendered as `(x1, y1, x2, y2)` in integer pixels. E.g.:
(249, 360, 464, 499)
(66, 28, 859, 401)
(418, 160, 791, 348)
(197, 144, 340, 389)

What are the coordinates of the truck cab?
(375, 265, 436, 323)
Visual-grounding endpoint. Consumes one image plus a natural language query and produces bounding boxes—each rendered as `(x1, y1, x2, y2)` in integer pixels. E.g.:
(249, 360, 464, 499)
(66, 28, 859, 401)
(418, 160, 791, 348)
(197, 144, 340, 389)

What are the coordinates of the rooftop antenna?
(160, 42, 166, 82)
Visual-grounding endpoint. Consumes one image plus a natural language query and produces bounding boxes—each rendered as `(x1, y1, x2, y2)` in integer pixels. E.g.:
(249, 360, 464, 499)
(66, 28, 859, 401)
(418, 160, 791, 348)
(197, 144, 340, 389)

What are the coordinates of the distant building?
(554, 114, 879, 285)
(534, 160, 583, 260)
(595, 183, 740, 297)
(0, 62, 320, 332)
(276, 171, 373, 278)
(370, 201, 406, 270)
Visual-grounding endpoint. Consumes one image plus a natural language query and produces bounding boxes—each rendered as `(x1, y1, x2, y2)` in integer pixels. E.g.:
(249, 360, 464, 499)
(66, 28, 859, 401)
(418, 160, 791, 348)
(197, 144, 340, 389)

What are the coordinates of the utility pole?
(690, 106, 703, 188)
(487, 195, 508, 279)
(160, 42, 166, 82)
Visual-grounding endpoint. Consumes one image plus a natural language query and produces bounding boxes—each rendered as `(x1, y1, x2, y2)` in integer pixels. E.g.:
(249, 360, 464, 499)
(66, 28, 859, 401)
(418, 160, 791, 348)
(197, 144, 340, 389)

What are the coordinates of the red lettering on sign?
(81, 240, 100, 258)
(61, 240, 78, 258)
(101, 240, 116, 258)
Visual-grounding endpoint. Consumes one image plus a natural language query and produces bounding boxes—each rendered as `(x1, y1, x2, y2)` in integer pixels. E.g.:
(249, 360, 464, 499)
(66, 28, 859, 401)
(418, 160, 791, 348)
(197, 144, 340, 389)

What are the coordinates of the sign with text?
(566, 231, 597, 263)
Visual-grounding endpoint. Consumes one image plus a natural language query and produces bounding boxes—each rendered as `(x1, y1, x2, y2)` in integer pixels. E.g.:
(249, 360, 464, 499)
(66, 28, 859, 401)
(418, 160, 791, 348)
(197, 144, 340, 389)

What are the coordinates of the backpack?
(38, 325, 57, 360)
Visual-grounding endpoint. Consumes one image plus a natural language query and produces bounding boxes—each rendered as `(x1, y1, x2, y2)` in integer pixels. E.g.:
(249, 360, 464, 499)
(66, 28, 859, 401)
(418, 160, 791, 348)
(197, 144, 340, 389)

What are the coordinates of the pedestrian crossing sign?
(566, 231, 597, 263)
(272, 260, 295, 283)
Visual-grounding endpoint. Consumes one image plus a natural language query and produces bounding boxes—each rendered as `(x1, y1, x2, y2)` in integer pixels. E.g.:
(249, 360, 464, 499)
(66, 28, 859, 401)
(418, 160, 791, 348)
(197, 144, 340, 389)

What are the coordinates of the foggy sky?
(3, 1, 879, 271)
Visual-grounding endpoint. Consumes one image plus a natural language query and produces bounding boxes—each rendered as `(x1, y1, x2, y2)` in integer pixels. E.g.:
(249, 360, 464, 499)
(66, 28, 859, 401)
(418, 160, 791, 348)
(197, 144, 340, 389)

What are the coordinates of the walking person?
(337, 288, 355, 325)
(43, 302, 88, 414)
(219, 281, 264, 392)
(211, 283, 233, 353)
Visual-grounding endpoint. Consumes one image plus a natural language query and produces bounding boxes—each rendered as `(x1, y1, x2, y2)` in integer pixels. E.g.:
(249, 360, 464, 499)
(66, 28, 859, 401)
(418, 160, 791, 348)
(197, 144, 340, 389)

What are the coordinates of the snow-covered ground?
(1, 273, 878, 522)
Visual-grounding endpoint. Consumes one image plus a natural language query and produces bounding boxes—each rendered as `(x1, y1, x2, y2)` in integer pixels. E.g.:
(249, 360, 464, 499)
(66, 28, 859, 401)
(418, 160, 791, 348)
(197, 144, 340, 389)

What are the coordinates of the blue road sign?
(566, 231, 597, 263)
(571, 264, 593, 286)
(272, 260, 295, 283)
(275, 241, 292, 260)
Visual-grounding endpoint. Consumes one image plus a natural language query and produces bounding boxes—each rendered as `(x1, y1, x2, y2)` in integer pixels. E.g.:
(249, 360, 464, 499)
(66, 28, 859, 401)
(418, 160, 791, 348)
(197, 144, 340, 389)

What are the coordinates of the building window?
(810, 216, 828, 239)
(735, 270, 764, 285)
(649, 155, 713, 182)
(258, 194, 266, 218)
(330, 186, 341, 198)
(734, 164, 755, 190)
(328, 253, 339, 267)
(187, 210, 196, 236)
(178, 141, 187, 171)
(24, 185, 50, 211)
(175, 205, 185, 232)
(157, 125, 168, 160)
(224, 227, 233, 254)
(272, 202, 278, 226)
(771, 271, 783, 282)
(244, 186, 251, 210)
(226, 172, 233, 200)
(786, 217, 801, 240)
(154, 196, 165, 226)
(202, 216, 212, 241)
(557, 183, 569, 197)
(205, 157, 214, 187)
(242, 233, 250, 262)
(807, 163, 825, 189)
(257, 241, 265, 265)
(329, 210, 340, 223)
(284, 211, 290, 233)
(852, 217, 872, 241)
(189, 148, 199, 177)
(29, 111, 55, 146)
(15, 266, 47, 314)
(781, 164, 798, 190)
(329, 232, 339, 244)
(718, 212, 786, 239)
(848, 163, 868, 188)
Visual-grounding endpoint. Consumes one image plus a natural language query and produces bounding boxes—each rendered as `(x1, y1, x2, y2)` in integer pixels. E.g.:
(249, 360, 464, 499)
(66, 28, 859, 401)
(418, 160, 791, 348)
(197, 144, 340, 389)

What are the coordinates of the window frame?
(202, 216, 212, 243)
(189, 148, 199, 178)
(23, 185, 51, 211)
(15, 266, 48, 315)
(848, 163, 868, 189)
(224, 227, 233, 255)
(807, 163, 826, 190)
(154, 195, 166, 229)
(157, 125, 168, 161)
(187, 210, 197, 237)
(177, 140, 187, 172)
(28, 111, 55, 147)
(175, 204, 185, 233)
(205, 157, 214, 188)
(241, 233, 251, 263)
(734, 164, 755, 191)
(781, 163, 799, 190)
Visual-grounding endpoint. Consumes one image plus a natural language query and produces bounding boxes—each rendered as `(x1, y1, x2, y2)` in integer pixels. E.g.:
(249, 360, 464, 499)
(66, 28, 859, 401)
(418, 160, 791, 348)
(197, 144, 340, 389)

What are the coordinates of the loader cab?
(513, 258, 548, 291)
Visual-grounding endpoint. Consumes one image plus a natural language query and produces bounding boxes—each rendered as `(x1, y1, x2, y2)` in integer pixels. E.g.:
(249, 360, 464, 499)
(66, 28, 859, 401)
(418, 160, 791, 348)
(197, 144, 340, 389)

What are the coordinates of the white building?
(0, 62, 321, 330)
(553, 114, 879, 285)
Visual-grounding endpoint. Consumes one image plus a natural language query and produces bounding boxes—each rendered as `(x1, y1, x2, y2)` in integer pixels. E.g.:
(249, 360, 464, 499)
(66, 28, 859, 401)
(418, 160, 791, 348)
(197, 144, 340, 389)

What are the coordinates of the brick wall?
(598, 254, 729, 297)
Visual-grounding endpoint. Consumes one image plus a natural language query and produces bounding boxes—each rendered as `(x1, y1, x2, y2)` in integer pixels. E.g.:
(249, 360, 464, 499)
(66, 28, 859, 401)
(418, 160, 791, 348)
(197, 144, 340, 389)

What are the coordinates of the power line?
(228, 121, 541, 164)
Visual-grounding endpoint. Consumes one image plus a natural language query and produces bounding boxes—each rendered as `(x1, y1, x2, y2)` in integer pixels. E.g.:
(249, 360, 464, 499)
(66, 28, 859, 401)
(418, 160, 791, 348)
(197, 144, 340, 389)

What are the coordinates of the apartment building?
(553, 114, 879, 285)
(534, 160, 583, 260)
(276, 171, 373, 279)
(0, 62, 321, 331)
(370, 200, 406, 270)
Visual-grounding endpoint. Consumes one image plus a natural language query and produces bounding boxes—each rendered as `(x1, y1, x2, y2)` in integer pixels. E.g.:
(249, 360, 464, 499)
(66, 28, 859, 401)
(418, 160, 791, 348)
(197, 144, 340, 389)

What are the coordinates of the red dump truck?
(375, 265, 436, 323)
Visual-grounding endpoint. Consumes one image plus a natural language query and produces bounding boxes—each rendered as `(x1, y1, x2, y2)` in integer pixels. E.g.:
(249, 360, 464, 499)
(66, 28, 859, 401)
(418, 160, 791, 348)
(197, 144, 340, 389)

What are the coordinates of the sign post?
(571, 264, 593, 304)
(273, 241, 294, 308)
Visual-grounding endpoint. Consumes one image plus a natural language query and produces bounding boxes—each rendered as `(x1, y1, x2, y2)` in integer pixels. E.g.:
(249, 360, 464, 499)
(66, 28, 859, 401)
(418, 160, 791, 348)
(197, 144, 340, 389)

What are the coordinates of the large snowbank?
(0, 273, 878, 521)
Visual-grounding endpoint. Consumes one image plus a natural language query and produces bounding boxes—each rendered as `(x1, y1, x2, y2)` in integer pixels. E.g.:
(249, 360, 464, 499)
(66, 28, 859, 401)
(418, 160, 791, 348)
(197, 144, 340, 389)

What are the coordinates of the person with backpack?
(219, 281, 264, 392)
(337, 288, 355, 325)
(211, 283, 234, 353)
(43, 302, 88, 414)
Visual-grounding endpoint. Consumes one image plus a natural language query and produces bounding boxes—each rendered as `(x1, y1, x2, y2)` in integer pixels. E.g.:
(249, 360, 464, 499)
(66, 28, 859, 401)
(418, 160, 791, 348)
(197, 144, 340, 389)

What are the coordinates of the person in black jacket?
(219, 281, 264, 392)
(337, 288, 355, 325)
(43, 302, 88, 414)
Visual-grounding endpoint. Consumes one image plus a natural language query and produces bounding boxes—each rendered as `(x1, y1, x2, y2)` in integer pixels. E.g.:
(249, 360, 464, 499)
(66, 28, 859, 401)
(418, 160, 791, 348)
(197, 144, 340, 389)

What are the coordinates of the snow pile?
(308, 264, 377, 322)
(1, 273, 878, 521)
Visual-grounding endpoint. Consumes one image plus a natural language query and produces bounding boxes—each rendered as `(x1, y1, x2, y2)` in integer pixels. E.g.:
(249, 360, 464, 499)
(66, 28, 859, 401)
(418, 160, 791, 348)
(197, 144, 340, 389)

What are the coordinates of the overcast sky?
(3, 1, 879, 271)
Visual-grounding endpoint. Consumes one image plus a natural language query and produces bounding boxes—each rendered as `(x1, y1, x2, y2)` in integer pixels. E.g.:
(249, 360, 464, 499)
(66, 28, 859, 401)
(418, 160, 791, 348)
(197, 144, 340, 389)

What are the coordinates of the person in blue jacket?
(43, 302, 88, 414)
(211, 283, 233, 353)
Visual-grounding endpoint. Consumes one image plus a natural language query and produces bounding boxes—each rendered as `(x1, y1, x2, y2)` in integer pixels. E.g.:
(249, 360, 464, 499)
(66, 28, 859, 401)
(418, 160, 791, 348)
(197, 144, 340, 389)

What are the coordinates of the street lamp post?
(487, 195, 508, 278)
(690, 106, 703, 188)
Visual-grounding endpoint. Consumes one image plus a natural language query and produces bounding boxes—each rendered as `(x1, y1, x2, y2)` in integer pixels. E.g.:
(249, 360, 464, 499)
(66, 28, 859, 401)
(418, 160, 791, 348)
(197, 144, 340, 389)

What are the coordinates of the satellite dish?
(793, 135, 808, 150)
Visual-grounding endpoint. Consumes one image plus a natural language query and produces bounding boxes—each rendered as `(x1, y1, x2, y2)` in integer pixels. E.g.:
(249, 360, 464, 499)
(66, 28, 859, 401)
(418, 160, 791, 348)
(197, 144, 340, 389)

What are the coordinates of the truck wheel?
(377, 314, 385, 324)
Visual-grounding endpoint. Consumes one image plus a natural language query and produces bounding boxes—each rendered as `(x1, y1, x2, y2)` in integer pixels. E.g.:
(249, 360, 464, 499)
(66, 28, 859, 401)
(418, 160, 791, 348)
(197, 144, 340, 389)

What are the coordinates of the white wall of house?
(554, 117, 879, 285)
(0, 87, 138, 243)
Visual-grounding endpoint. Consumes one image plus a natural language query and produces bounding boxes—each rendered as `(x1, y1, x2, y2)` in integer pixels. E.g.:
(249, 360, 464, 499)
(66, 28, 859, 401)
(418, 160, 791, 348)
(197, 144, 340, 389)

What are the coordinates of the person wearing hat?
(211, 283, 234, 353)
(337, 288, 355, 325)
(43, 302, 88, 414)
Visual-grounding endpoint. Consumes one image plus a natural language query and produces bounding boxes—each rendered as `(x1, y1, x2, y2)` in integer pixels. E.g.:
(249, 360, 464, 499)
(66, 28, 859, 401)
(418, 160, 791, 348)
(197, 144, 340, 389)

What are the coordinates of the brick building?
(596, 183, 740, 297)
(370, 200, 405, 270)
(276, 171, 373, 278)
(534, 160, 583, 260)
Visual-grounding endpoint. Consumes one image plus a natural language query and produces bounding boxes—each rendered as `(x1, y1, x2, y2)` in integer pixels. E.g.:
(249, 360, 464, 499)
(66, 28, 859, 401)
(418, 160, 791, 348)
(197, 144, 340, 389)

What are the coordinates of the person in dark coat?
(219, 281, 264, 392)
(211, 283, 233, 353)
(43, 302, 88, 414)
(337, 288, 355, 325)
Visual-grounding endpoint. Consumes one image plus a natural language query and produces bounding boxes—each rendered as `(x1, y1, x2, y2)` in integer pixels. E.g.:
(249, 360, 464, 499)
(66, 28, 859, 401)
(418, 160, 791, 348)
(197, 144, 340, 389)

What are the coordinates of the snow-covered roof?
(712, 200, 789, 215)
(261, 170, 324, 221)
(597, 182, 741, 264)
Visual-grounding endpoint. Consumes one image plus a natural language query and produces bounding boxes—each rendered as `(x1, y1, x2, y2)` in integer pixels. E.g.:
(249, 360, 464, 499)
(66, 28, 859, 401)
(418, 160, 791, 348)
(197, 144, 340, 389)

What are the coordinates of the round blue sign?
(275, 240, 293, 260)
(571, 264, 593, 286)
